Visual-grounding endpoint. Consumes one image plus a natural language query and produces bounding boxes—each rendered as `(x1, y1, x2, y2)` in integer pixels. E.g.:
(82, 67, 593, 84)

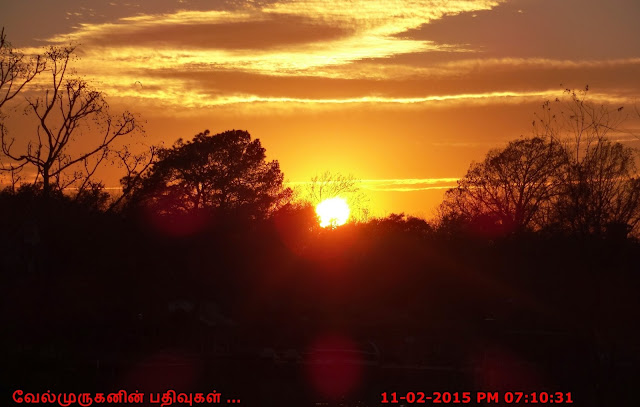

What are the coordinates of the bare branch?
(0, 28, 46, 110)
(107, 144, 158, 211)
(0, 38, 142, 196)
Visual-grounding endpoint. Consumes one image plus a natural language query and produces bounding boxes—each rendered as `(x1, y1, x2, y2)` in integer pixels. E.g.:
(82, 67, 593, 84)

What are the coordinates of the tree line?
(439, 89, 640, 239)
(1, 30, 639, 239)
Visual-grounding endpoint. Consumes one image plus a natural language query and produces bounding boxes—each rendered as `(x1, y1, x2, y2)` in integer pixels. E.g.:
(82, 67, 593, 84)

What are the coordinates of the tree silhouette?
(108, 144, 158, 212)
(533, 87, 626, 162)
(553, 139, 640, 236)
(305, 171, 360, 203)
(439, 137, 567, 233)
(301, 171, 370, 222)
(130, 129, 292, 219)
(0, 44, 140, 197)
(440, 89, 640, 237)
(0, 28, 44, 110)
(534, 88, 640, 236)
(0, 28, 45, 187)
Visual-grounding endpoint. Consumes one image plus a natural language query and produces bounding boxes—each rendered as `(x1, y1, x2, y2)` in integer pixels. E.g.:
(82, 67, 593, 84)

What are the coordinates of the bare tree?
(1, 44, 140, 197)
(441, 88, 640, 237)
(533, 86, 627, 162)
(306, 171, 359, 202)
(107, 144, 158, 212)
(534, 87, 640, 236)
(554, 139, 640, 236)
(439, 137, 567, 233)
(302, 171, 370, 222)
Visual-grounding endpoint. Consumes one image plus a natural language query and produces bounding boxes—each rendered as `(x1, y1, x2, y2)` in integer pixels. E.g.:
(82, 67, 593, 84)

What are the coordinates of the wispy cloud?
(98, 89, 636, 110)
(288, 177, 459, 192)
(326, 57, 640, 80)
(360, 178, 459, 192)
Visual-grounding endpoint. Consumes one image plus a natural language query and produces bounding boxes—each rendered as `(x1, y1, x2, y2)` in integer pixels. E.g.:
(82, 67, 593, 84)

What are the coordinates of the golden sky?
(3, 0, 640, 217)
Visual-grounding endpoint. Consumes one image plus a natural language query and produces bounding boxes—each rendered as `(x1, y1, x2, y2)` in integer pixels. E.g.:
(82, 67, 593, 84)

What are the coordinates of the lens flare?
(316, 197, 350, 228)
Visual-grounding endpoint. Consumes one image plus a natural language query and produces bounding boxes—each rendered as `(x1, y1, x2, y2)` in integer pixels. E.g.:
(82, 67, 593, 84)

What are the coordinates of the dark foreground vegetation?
(1, 187, 639, 406)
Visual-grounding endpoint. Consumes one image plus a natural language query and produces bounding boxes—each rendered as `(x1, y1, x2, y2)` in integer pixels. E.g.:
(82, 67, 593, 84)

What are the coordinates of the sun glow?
(316, 197, 350, 228)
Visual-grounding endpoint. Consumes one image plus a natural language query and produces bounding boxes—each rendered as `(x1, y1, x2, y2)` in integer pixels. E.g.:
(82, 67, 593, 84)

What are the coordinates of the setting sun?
(316, 197, 350, 228)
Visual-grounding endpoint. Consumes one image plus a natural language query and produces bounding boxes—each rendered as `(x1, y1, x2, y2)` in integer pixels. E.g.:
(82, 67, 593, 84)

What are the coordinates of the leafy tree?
(130, 129, 292, 219)
(439, 137, 567, 233)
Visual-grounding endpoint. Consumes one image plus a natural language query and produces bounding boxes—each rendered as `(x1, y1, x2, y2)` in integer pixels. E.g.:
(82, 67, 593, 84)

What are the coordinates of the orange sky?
(3, 0, 640, 217)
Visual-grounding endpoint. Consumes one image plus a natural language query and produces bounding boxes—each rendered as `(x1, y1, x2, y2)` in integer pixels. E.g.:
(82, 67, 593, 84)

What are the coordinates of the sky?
(2, 0, 640, 217)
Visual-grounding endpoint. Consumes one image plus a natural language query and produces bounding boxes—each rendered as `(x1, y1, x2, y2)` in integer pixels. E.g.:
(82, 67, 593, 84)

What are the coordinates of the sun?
(316, 197, 350, 228)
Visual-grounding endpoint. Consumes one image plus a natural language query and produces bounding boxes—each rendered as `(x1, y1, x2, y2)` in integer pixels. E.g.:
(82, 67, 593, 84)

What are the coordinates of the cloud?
(98, 89, 636, 110)
(17, 1, 640, 111)
(288, 177, 459, 192)
(262, 0, 505, 35)
(33, 1, 505, 78)
(347, 57, 640, 80)
(360, 178, 459, 192)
